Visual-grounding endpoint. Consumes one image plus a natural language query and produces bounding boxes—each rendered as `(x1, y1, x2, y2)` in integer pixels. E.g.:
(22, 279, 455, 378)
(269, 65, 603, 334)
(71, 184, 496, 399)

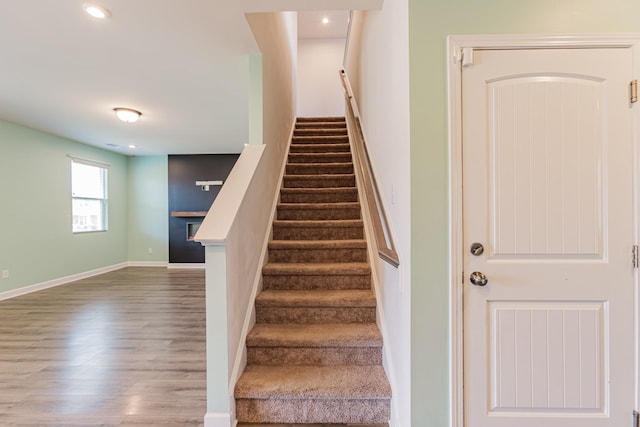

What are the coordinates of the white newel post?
(203, 244, 233, 427)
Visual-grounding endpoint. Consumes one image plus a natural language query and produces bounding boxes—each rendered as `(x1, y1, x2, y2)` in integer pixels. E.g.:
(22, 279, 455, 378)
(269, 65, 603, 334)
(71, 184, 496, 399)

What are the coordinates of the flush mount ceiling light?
(113, 108, 142, 123)
(83, 3, 111, 19)
(322, 17, 330, 24)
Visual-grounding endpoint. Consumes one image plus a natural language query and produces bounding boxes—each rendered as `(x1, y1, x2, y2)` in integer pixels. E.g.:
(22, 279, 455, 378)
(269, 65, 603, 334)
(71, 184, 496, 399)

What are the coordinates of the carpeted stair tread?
(295, 122, 346, 129)
(272, 220, 364, 240)
(283, 174, 356, 188)
(289, 143, 351, 153)
(262, 262, 370, 276)
(277, 202, 361, 221)
(294, 129, 347, 136)
(246, 323, 382, 348)
(272, 219, 363, 228)
(235, 365, 391, 400)
(292, 135, 349, 144)
(235, 400, 389, 424)
(238, 424, 387, 427)
(268, 240, 367, 263)
(262, 277, 370, 291)
(268, 240, 367, 250)
(283, 173, 355, 181)
(280, 188, 359, 203)
(278, 200, 359, 206)
(288, 152, 353, 163)
(286, 162, 353, 175)
(256, 290, 376, 308)
(277, 202, 360, 210)
(297, 116, 346, 122)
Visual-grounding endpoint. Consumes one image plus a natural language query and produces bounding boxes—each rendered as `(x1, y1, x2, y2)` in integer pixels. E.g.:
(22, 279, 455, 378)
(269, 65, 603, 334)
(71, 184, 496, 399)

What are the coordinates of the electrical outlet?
(148, 248, 153, 254)
(2, 270, 8, 279)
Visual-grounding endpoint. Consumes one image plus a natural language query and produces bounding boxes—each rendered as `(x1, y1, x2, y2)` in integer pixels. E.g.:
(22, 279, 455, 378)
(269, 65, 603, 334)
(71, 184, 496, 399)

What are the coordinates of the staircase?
(234, 117, 391, 425)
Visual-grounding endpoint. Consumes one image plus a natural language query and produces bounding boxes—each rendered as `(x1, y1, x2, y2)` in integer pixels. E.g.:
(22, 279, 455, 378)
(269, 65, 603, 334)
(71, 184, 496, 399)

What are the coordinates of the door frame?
(447, 33, 640, 427)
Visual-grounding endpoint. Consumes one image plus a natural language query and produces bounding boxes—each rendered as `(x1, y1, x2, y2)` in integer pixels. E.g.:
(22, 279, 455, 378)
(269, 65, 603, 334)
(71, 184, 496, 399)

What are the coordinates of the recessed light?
(83, 3, 111, 19)
(322, 17, 329, 25)
(128, 144, 137, 149)
(113, 108, 142, 123)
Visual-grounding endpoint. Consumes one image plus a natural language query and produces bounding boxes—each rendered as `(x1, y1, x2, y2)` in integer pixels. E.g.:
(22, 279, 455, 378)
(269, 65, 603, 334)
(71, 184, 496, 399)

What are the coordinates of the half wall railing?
(339, 68, 399, 268)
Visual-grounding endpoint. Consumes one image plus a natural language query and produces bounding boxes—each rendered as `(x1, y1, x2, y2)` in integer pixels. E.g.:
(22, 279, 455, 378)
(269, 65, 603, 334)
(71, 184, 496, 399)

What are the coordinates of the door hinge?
(631, 80, 637, 103)
(633, 410, 639, 427)
(457, 47, 474, 68)
(633, 245, 638, 269)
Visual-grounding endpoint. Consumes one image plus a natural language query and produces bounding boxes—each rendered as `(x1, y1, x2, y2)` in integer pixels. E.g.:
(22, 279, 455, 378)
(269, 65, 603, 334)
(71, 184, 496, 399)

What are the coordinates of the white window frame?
(70, 156, 109, 233)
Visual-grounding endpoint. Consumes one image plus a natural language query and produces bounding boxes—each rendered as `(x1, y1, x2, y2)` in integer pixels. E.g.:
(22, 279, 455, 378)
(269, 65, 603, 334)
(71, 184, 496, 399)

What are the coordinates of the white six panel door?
(462, 48, 636, 427)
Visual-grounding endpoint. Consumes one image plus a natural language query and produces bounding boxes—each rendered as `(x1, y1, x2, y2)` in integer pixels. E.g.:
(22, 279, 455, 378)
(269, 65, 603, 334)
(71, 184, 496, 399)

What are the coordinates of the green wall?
(0, 120, 129, 292)
(127, 156, 168, 263)
(0, 119, 172, 294)
(409, 1, 640, 425)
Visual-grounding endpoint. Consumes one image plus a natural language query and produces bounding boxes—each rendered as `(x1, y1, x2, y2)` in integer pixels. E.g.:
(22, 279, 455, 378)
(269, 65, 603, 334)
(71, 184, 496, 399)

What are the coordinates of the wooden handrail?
(339, 69, 400, 268)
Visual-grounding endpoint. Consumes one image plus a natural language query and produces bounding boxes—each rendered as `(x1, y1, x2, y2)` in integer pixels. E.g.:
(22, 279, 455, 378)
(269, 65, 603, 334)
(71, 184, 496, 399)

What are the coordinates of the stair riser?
(294, 129, 347, 136)
(287, 153, 353, 163)
(247, 347, 382, 366)
(236, 398, 390, 424)
(292, 136, 349, 144)
(277, 207, 361, 221)
(289, 144, 351, 153)
(283, 176, 355, 188)
(286, 163, 353, 175)
(280, 191, 358, 204)
(295, 122, 346, 129)
(298, 116, 345, 122)
(262, 275, 370, 290)
(272, 226, 364, 240)
(256, 307, 376, 324)
(268, 248, 367, 263)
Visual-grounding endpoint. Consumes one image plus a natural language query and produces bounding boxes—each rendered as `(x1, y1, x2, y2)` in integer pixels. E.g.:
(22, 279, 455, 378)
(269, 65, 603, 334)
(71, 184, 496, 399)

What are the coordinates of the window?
(71, 159, 108, 232)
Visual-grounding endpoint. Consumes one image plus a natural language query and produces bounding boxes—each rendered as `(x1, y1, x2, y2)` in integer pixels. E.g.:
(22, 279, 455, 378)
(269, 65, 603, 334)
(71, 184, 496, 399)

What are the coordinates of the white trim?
(67, 154, 111, 168)
(204, 412, 232, 427)
(448, 33, 640, 52)
(447, 33, 640, 427)
(447, 34, 464, 427)
(0, 262, 128, 301)
(195, 144, 267, 245)
(632, 38, 640, 417)
(127, 261, 168, 267)
(167, 263, 205, 269)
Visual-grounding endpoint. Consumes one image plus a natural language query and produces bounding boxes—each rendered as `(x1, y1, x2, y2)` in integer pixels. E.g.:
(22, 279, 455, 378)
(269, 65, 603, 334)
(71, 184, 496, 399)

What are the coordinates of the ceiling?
(0, 1, 366, 156)
(298, 11, 350, 40)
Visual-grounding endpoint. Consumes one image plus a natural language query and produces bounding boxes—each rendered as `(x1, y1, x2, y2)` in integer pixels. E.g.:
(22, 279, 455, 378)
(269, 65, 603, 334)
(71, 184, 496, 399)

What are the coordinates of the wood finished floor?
(0, 267, 206, 427)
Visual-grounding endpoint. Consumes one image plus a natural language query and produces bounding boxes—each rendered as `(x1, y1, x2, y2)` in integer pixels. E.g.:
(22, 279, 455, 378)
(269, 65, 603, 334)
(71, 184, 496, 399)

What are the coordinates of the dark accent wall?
(168, 154, 239, 263)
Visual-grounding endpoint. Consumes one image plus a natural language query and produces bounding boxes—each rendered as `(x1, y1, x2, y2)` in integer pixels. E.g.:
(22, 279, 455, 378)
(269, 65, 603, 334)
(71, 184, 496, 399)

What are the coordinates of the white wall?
(199, 11, 297, 426)
(297, 38, 345, 117)
(344, 5, 411, 427)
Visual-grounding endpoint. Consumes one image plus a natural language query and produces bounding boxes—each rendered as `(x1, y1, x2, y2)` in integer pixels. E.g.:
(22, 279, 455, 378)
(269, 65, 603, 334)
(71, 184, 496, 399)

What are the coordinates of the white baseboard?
(204, 412, 233, 427)
(0, 262, 128, 301)
(127, 261, 168, 267)
(167, 263, 205, 269)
